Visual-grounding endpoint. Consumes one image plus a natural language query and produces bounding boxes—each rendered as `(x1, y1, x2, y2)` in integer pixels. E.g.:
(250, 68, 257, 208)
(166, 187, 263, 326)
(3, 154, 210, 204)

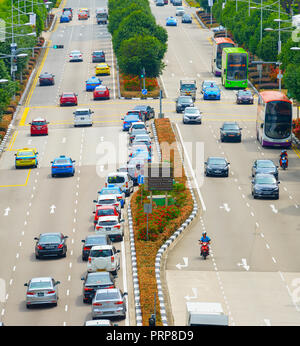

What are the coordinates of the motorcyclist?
(199, 231, 211, 245)
(279, 150, 288, 168)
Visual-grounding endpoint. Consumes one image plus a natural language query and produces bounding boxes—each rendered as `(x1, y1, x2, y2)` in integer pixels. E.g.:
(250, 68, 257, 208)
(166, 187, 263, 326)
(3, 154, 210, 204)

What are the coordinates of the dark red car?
(39, 72, 55, 86)
(93, 85, 110, 100)
(60, 92, 78, 106)
(29, 118, 49, 136)
(93, 206, 119, 226)
(126, 110, 145, 122)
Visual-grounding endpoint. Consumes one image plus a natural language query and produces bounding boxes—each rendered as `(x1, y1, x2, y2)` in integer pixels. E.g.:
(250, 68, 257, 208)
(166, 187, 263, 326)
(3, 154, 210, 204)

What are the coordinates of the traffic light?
(53, 45, 64, 49)
(149, 314, 156, 326)
(141, 67, 145, 79)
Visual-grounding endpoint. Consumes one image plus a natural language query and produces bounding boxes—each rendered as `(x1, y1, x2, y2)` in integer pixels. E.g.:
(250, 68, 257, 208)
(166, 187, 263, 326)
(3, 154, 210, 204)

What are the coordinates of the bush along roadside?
(130, 118, 195, 325)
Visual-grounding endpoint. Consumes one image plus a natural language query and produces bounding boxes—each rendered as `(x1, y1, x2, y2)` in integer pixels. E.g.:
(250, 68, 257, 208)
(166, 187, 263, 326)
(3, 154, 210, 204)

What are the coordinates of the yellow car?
(15, 148, 38, 168)
(95, 63, 110, 76)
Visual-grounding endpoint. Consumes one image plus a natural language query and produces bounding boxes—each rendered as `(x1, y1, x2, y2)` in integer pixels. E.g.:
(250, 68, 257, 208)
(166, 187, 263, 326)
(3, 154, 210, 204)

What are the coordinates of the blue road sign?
(138, 174, 144, 184)
(142, 89, 148, 95)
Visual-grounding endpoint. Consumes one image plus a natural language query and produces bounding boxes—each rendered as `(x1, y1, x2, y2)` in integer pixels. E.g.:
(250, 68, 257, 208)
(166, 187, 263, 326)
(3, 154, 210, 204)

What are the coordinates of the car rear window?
(98, 220, 118, 226)
(86, 236, 108, 245)
(54, 159, 69, 164)
(29, 281, 52, 290)
(95, 291, 120, 300)
(108, 176, 125, 184)
(90, 249, 113, 257)
(86, 274, 112, 285)
(62, 94, 75, 98)
(97, 209, 115, 216)
(18, 151, 35, 157)
(39, 235, 61, 243)
(101, 189, 119, 195)
(32, 121, 46, 125)
(98, 199, 115, 205)
(125, 115, 139, 121)
(75, 110, 90, 115)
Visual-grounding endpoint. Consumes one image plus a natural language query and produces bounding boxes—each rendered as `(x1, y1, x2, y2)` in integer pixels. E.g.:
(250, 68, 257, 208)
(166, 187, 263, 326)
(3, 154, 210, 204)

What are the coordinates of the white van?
(105, 172, 134, 197)
(74, 108, 93, 127)
(87, 245, 120, 275)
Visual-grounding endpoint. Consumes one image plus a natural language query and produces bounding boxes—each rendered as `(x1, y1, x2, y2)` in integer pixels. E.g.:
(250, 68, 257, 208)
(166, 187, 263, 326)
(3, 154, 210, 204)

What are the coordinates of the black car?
(133, 105, 155, 121)
(81, 234, 111, 261)
(156, 0, 165, 5)
(81, 272, 115, 303)
(173, 0, 182, 5)
(182, 14, 192, 23)
(252, 160, 278, 179)
(92, 51, 105, 63)
(252, 173, 280, 199)
(205, 157, 230, 177)
(236, 90, 254, 104)
(176, 96, 194, 113)
(34, 232, 68, 259)
(39, 72, 55, 86)
(220, 122, 242, 142)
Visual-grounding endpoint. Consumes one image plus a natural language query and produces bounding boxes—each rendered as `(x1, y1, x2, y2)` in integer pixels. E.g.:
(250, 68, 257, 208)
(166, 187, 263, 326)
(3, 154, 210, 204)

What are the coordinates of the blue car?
(122, 114, 141, 131)
(86, 76, 102, 91)
(60, 15, 70, 23)
(166, 17, 177, 26)
(51, 155, 75, 177)
(98, 185, 125, 208)
(203, 86, 221, 100)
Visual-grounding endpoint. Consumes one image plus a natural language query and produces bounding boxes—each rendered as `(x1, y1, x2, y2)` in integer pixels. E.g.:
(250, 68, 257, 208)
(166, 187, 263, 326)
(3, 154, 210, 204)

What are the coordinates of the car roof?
(96, 205, 117, 210)
(107, 172, 127, 177)
(208, 156, 226, 160)
(95, 85, 107, 90)
(98, 194, 117, 199)
(90, 245, 113, 250)
(95, 288, 120, 294)
(130, 122, 144, 126)
(97, 216, 119, 222)
(75, 108, 91, 112)
(255, 173, 276, 178)
(87, 271, 110, 277)
(39, 232, 62, 237)
(85, 234, 108, 239)
(32, 117, 46, 122)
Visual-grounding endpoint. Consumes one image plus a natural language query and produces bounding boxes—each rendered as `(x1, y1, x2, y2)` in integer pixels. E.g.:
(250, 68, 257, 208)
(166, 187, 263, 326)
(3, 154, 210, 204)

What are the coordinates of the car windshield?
(223, 124, 239, 130)
(185, 108, 198, 114)
(86, 274, 112, 285)
(86, 236, 107, 245)
(90, 249, 112, 257)
(239, 91, 252, 96)
(257, 161, 275, 168)
(132, 129, 147, 135)
(206, 87, 219, 91)
(108, 176, 125, 184)
(97, 209, 115, 216)
(95, 291, 120, 301)
(181, 84, 195, 90)
(255, 176, 276, 184)
(93, 52, 104, 56)
(98, 220, 118, 226)
(203, 81, 215, 88)
(134, 135, 150, 141)
(39, 235, 61, 243)
(132, 124, 145, 129)
(71, 51, 81, 54)
(29, 281, 52, 289)
(98, 199, 115, 204)
(208, 158, 226, 165)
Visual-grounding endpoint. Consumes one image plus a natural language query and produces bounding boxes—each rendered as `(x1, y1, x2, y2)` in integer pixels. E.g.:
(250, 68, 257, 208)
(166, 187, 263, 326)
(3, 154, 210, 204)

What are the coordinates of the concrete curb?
(152, 122, 198, 326)
(127, 202, 143, 326)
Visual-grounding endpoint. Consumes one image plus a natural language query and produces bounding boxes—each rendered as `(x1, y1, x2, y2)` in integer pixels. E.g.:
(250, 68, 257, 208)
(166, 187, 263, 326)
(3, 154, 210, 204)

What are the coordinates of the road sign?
(138, 174, 144, 184)
(142, 89, 148, 95)
(144, 203, 152, 214)
(144, 163, 173, 191)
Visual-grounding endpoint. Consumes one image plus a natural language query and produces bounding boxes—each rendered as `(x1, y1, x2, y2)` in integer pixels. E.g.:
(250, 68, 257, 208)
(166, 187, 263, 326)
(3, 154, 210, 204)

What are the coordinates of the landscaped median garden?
(130, 118, 194, 325)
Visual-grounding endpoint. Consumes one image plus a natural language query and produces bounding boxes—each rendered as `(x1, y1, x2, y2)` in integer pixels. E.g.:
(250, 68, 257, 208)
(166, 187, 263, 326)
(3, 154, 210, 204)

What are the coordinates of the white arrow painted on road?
(220, 203, 231, 212)
(237, 258, 250, 271)
(50, 205, 56, 214)
(62, 137, 66, 144)
(4, 207, 11, 216)
(184, 288, 198, 301)
(270, 204, 278, 214)
(176, 257, 188, 270)
(27, 139, 32, 145)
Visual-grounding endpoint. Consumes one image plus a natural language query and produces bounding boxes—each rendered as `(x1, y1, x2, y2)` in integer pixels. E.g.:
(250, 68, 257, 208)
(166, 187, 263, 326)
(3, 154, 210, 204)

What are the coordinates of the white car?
(69, 50, 83, 62)
(183, 107, 202, 124)
(93, 194, 121, 214)
(176, 6, 185, 16)
(95, 216, 125, 241)
(73, 108, 93, 127)
(105, 172, 134, 197)
(87, 245, 120, 274)
(128, 122, 147, 136)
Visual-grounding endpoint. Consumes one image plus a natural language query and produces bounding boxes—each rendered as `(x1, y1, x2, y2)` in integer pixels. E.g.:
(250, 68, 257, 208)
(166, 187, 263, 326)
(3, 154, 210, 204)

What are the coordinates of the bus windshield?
(216, 43, 234, 69)
(227, 53, 247, 81)
(265, 101, 292, 140)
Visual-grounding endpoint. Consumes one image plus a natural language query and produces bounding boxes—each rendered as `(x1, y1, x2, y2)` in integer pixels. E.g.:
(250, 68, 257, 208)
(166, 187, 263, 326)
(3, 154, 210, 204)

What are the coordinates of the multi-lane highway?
(150, 2, 300, 326)
(1, 0, 300, 327)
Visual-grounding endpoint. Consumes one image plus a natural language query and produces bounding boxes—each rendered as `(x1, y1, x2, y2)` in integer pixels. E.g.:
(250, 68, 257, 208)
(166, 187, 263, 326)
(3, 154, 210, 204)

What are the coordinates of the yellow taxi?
(15, 148, 38, 169)
(95, 63, 110, 76)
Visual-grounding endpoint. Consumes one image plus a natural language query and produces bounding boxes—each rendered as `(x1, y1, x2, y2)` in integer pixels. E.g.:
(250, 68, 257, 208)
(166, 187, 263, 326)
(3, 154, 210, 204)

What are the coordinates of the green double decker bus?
(221, 47, 248, 89)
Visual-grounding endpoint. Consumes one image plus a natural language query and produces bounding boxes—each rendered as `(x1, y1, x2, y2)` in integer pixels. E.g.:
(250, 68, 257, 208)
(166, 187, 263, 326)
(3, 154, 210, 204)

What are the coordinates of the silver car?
(24, 277, 60, 308)
(92, 288, 127, 319)
(176, 6, 185, 16)
(69, 50, 83, 62)
(183, 107, 202, 124)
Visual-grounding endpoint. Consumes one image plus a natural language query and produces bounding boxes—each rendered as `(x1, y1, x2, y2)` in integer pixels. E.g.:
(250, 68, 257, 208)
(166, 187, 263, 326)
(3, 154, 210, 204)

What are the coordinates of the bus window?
(264, 101, 292, 140)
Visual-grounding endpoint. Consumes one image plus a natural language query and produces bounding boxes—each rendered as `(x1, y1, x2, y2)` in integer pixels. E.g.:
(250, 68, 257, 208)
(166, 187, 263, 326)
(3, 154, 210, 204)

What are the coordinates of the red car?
(93, 206, 119, 226)
(29, 118, 49, 136)
(60, 92, 78, 106)
(93, 85, 110, 100)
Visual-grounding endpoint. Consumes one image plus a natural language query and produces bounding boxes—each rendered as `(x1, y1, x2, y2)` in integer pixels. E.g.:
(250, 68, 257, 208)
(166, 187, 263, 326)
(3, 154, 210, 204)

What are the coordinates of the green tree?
(118, 34, 166, 77)
(283, 64, 300, 101)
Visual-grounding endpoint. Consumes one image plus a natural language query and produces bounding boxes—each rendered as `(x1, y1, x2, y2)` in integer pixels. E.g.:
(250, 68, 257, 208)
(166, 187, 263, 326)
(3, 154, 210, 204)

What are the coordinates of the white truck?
(186, 302, 228, 326)
(180, 80, 197, 101)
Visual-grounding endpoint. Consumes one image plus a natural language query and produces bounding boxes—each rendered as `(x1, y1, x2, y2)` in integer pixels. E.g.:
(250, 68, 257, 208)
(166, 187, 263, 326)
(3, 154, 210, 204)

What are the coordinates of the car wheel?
(26, 304, 31, 309)
(35, 254, 40, 259)
(52, 174, 55, 178)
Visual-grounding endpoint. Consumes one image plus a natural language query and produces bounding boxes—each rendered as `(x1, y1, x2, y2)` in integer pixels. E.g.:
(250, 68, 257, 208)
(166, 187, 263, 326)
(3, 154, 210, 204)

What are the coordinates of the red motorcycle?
(200, 242, 209, 260)
(279, 156, 288, 170)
